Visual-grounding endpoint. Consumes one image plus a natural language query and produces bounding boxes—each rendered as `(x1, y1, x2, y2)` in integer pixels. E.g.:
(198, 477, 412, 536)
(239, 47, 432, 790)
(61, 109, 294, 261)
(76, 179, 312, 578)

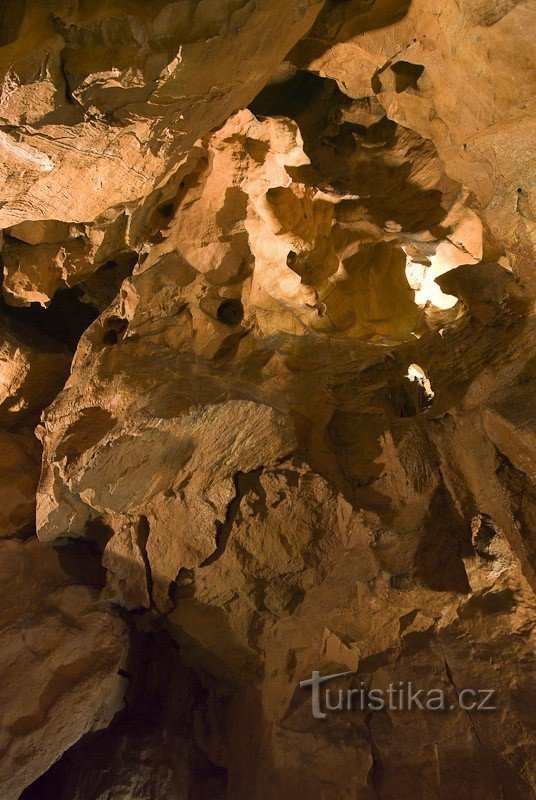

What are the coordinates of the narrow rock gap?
(18, 629, 229, 800)
(365, 710, 384, 800)
(439, 642, 506, 798)
(0, 287, 99, 351)
(136, 515, 154, 608)
(200, 470, 260, 568)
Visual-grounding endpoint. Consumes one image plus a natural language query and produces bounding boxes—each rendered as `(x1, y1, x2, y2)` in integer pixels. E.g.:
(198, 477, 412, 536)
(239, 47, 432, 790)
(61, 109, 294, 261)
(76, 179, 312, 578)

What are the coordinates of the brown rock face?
(0, 538, 128, 800)
(0, 0, 535, 798)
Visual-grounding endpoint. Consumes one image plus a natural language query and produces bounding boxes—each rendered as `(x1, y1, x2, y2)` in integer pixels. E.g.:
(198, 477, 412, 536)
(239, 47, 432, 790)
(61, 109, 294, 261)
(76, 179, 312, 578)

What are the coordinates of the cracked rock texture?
(0, 0, 535, 798)
(0, 538, 128, 800)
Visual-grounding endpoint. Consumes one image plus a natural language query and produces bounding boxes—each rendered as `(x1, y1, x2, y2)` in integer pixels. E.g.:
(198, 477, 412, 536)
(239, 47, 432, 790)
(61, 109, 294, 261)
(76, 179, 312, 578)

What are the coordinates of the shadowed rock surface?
(0, 0, 535, 798)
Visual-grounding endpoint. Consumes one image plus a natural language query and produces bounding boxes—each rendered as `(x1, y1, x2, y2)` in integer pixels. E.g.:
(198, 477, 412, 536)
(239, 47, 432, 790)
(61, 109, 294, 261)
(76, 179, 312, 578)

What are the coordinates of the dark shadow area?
(53, 537, 107, 589)
(0, 289, 99, 351)
(102, 315, 129, 345)
(288, 0, 413, 64)
(0, 0, 26, 47)
(249, 69, 453, 231)
(391, 61, 425, 92)
(19, 630, 228, 800)
(413, 485, 472, 593)
(55, 407, 117, 462)
(78, 252, 137, 312)
(0, 251, 136, 351)
(249, 69, 328, 119)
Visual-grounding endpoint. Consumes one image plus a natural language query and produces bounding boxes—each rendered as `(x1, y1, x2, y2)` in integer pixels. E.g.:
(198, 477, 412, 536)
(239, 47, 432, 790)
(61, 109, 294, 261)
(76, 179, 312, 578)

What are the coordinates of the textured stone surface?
(0, 0, 535, 797)
(0, 427, 40, 537)
(19, 632, 228, 800)
(0, 312, 71, 539)
(290, 0, 536, 286)
(221, 515, 536, 800)
(0, 0, 324, 304)
(0, 538, 128, 800)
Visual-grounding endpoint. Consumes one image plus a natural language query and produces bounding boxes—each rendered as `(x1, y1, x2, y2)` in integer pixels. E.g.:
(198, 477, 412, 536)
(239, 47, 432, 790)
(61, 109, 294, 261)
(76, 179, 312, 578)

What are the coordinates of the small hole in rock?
(287, 250, 297, 267)
(391, 61, 425, 92)
(159, 202, 175, 218)
(406, 363, 434, 408)
(217, 299, 244, 326)
(102, 316, 128, 345)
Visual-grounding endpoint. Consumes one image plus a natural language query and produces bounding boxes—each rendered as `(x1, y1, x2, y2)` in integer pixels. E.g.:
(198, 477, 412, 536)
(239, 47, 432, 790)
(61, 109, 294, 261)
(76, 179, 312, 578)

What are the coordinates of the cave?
(0, 1, 534, 799)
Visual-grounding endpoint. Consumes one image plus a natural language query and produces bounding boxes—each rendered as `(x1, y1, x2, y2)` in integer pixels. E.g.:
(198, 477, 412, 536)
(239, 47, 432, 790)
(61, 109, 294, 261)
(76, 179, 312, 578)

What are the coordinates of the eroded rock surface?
(0, 0, 325, 305)
(0, 538, 128, 800)
(0, 0, 535, 798)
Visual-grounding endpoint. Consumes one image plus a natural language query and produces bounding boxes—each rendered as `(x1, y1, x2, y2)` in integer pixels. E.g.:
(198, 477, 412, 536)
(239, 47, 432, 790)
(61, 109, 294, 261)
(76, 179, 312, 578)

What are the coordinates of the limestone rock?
(291, 0, 536, 287)
(17, 632, 228, 800)
(101, 515, 151, 610)
(0, 315, 71, 426)
(0, 538, 128, 800)
(0, 427, 40, 537)
(0, 0, 325, 303)
(1, 0, 535, 797)
(221, 520, 536, 800)
(0, 314, 72, 539)
(168, 460, 374, 683)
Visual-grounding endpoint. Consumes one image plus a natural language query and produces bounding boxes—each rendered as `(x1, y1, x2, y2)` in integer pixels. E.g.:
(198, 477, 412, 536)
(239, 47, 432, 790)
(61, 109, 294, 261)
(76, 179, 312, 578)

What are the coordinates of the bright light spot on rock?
(404, 211, 483, 312)
(407, 363, 435, 401)
(405, 253, 458, 310)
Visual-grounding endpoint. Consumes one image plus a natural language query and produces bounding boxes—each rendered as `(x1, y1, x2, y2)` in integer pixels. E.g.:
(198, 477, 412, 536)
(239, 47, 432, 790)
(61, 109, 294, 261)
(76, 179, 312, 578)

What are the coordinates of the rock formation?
(0, 0, 535, 798)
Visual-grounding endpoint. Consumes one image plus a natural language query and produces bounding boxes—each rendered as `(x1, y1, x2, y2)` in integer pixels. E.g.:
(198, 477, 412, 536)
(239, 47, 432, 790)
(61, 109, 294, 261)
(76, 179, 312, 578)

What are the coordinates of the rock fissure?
(0, 0, 535, 797)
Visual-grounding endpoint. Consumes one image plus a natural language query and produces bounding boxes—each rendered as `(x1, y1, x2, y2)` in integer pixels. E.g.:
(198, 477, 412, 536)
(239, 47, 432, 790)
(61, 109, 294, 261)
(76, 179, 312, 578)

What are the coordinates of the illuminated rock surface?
(0, 0, 535, 798)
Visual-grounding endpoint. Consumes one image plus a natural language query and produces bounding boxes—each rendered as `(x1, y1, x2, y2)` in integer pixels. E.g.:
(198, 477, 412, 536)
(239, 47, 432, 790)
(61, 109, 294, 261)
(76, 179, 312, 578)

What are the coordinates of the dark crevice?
(199, 472, 247, 568)
(18, 630, 229, 800)
(199, 467, 267, 570)
(59, 54, 77, 106)
(0, 0, 26, 47)
(365, 711, 385, 800)
(52, 537, 107, 589)
(0, 288, 100, 351)
(249, 69, 329, 119)
(136, 515, 154, 609)
(2, 522, 36, 542)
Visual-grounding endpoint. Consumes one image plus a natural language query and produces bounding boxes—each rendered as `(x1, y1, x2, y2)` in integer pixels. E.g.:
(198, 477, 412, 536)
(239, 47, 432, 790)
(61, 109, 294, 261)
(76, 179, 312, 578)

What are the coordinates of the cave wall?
(0, 1, 535, 798)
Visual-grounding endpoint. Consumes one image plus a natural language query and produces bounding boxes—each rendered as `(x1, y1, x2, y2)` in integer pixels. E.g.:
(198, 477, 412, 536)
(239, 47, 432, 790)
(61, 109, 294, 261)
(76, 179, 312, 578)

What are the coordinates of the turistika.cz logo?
(299, 670, 496, 719)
